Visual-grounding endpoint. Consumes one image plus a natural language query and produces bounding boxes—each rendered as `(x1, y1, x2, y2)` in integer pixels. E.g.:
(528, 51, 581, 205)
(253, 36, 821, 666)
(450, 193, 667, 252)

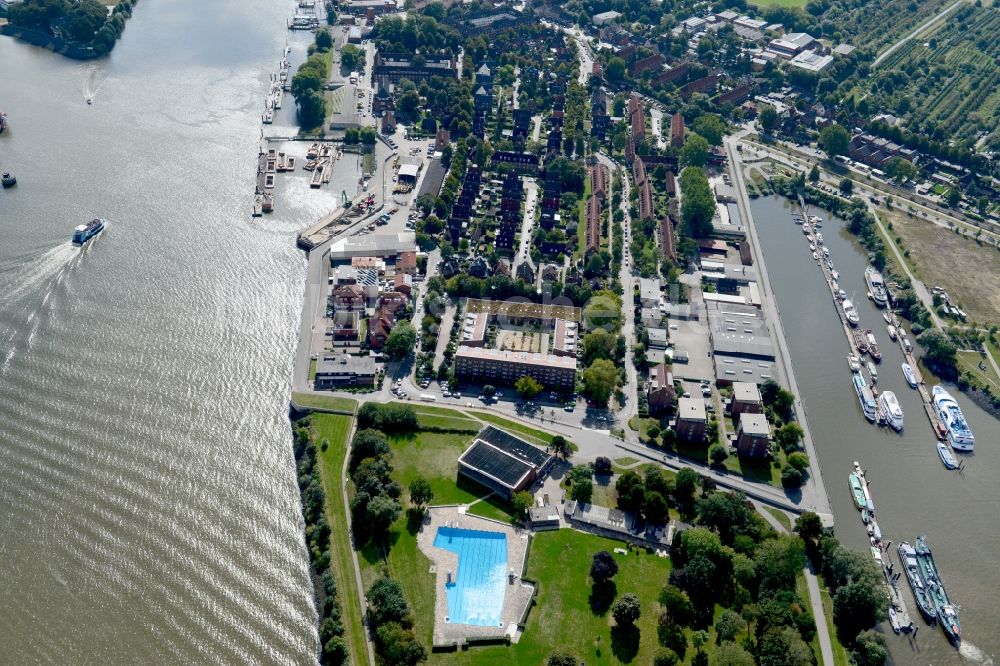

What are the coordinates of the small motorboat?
(887, 325, 898, 341)
(889, 607, 902, 634)
(86, 97, 93, 105)
(848, 354, 861, 372)
(883, 312, 893, 324)
(809, 243, 816, 251)
(902, 337, 913, 353)
(902, 363, 917, 388)
(937, 441, 959, 469)
(812, 251, 819, 261)
(867, 361, 879, 383)
(823, 247, 831, 257)
(832, 270, 840, 281)
(1, 172, 15, 188)
(861, 507, 871, 524)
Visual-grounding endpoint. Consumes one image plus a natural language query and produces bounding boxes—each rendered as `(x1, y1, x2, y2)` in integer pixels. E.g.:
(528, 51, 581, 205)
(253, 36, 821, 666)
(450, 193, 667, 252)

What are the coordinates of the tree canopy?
(680, 167, 716, 238)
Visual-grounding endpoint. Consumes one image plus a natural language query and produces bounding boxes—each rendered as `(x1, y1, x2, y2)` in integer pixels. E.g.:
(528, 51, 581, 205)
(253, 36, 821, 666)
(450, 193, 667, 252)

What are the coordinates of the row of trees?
(8, 0, 139, 54)
(679, 167, 716, 239)
(291, 419, 349, 664)
(357, 402, 418, 434)
(365, 578, 426, 665)
(291, 32, 331, 130)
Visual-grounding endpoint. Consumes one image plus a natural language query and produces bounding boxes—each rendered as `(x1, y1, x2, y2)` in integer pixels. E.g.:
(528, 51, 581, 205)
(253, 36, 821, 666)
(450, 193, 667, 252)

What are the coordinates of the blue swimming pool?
(433, 527, 508, 627)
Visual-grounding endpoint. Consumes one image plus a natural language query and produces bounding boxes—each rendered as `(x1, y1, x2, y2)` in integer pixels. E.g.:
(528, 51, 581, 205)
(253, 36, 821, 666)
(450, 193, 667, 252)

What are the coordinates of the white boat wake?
(0, 243, 79, 306)
(960, 641, 995, 665)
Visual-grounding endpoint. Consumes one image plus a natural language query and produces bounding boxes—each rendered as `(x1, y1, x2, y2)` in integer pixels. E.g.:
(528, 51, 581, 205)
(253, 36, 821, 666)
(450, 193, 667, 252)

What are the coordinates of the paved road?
(650, 107, 667, 150)
(726, 132, 835, 523)
(597, 152, 640, 436)
(754, 503, 836, 666)
(871, 0, 968, 69)
(514, 180, 539, 275)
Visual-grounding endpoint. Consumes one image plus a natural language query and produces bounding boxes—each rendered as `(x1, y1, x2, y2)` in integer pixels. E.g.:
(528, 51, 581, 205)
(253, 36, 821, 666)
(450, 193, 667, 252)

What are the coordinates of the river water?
(0, 1, 343, 662)
(751, 195, 999, 665)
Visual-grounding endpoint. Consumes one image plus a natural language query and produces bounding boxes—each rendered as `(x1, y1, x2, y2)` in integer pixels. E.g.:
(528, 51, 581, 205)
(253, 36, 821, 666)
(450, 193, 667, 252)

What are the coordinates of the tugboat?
(72, 218, 106, 245)
(914, 536, 961, 642)
(2, 172, 16, 188)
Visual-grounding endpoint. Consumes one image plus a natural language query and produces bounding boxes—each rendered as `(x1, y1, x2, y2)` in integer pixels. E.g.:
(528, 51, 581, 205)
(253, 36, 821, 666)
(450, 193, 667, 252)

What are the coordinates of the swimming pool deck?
(417, 506, 535, 648)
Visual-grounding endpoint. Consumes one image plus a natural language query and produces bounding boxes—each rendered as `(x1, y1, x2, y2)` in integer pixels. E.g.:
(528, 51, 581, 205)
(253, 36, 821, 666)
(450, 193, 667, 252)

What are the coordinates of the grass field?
(764, 506, 793, 532)
(475, 412, 557, 447)
(356, 427, 517, 647)
(882, 207, 1000, 324)
(427, 530, 674, 665)
(956, 351, 1000, 391)
(310, 414, 369, 665)
(292, 392, 358, 413)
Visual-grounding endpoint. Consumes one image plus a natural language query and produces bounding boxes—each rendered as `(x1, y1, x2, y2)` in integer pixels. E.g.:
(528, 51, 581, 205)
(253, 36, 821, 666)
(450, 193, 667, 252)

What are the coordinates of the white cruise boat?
(842, 299, 860, 326)
(879, 390, 904, 431)
(932, 386, 975, 450)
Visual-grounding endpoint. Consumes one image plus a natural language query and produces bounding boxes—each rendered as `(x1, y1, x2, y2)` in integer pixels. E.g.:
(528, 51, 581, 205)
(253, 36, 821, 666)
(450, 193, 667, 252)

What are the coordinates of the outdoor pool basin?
(433, 527, 508, 627)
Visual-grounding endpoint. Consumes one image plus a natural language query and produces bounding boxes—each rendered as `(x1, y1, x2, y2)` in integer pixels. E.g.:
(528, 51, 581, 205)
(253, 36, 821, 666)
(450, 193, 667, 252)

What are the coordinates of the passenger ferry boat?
(865, 266, 889, 307)
(72, 218, 105, 245)
(853, 372, 877, 421)
(932, 386, 975, 451)
(878, 390, 904, 431)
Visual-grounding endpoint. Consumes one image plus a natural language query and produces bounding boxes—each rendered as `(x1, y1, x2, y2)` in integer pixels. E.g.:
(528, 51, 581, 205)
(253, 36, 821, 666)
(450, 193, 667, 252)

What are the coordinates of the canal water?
(751, 195, 999, 665)
(0, 0, 355, 662)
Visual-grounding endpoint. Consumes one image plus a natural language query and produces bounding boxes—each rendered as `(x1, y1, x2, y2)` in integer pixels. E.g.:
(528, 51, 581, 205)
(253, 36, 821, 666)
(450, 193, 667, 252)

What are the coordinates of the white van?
(420, 394, 436, 402)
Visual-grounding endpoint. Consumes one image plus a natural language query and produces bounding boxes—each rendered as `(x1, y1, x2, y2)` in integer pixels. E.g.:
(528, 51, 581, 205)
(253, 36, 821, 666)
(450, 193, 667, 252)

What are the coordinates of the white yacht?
(932, 386, 975, 451)
(842, 299, 860, 326)
(879, 391, 904, 431)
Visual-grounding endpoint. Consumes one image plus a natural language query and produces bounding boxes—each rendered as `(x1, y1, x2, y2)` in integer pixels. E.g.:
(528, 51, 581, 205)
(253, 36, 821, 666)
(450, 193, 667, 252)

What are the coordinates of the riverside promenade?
(725, 132, 834, 525)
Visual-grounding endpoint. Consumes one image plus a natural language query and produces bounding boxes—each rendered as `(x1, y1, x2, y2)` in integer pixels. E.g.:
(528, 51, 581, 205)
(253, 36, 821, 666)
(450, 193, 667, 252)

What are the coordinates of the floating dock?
(794, 199, 945, 437)
(851, 464, 914, 635)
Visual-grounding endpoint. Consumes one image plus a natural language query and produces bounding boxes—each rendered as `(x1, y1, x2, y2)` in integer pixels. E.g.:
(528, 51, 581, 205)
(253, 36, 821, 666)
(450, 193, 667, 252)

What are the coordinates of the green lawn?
(764, 506, 793, 532)
(820, 578, 850, 666)
(475, 412, 556, 447)
(956, 350, 1000, 392)
(308, 358, 317, 381)
(672, 438, 783, 488)
(310, 414, 369, 665)
(356, 428, 518, 648)
(292, 392, 358, 413)
(428, 530, 674, 665)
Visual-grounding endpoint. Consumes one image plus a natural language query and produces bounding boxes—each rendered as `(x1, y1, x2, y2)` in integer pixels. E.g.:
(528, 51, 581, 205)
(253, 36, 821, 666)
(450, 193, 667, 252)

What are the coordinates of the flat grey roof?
(740, 413, 770, 436)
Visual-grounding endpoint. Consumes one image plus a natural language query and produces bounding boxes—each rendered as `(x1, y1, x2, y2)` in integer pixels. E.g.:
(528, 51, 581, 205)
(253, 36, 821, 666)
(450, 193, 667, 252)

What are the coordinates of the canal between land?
(751, 194, 999, 665)
(0, 0, 366, 662)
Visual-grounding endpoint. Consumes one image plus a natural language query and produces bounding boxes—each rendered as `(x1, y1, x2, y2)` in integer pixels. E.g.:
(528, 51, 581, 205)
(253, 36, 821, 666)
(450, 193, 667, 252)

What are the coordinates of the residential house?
(675, 397, 708, 442)
(729, 381, 763, 418)
(735, 413, 771, 458)
(648, 363, 676, 416)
